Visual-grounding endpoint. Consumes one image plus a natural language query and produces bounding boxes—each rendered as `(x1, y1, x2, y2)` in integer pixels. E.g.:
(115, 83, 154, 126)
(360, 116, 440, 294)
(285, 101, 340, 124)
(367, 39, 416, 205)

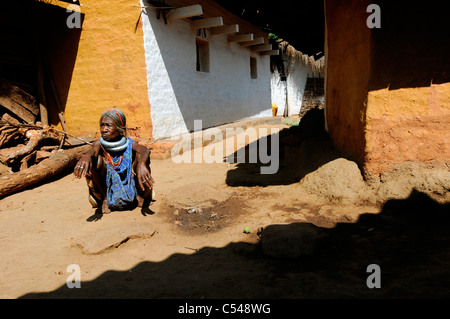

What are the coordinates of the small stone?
(261, 223, 325, 259)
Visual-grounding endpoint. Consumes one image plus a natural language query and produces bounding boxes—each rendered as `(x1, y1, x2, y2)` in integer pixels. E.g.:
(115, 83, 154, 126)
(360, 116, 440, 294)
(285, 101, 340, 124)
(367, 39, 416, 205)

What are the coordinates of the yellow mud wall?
(362, 1, 450, 179)
(324, 0, 372, 167)
(325, 0, 450, 179)
(63, 0, 152, 139)
(365, 84, 450, 177)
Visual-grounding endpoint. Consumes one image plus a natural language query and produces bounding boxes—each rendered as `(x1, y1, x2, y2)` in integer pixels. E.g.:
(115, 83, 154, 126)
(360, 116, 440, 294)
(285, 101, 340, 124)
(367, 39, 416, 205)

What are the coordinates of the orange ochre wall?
(63, 0, 152, 139)
(324, 0, 372, 169)
(365, 84, 450, 177)
(325, 0, 450, 179)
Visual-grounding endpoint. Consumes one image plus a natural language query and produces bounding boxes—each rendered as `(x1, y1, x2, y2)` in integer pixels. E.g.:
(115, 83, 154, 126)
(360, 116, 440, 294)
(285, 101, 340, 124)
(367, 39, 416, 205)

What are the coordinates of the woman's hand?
(136, 162, 155, 191)
(74, 154, 92, 179)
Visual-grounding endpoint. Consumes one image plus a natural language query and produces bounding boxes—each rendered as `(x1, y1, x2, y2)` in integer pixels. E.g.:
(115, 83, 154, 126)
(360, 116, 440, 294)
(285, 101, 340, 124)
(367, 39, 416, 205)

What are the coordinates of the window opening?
(250, 57, 257, 79)
(196, 38, 210, 73)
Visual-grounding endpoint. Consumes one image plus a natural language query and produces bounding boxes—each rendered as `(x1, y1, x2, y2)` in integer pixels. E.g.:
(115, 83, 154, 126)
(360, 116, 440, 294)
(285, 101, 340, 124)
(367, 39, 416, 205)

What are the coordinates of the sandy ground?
(1, 111, 449, 299)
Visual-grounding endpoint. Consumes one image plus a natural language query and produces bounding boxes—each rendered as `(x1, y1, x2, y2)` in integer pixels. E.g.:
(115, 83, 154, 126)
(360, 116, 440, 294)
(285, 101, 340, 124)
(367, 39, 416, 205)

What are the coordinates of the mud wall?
(365, 85, 450, 178)
(364, 1, 450, 178)
(324, 0, 372, 167)
(62, 0, 152, 139)
(270, 61, 309, 117)
(141, 2, 272, 140)
(324, 0, 450, 180)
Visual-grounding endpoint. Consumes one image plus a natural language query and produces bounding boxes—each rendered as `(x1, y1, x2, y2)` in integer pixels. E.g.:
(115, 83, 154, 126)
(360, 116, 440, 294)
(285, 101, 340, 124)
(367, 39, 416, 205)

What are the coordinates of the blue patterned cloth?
(105, 138, 136, 209)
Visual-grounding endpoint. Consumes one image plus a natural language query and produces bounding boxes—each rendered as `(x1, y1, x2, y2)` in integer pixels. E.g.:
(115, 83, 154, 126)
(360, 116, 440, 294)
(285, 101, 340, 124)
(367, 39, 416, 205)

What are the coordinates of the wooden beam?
(166, 4, 203, 21)
(36, 0, 82, 12)
(210, 24, 239, 36)
(240, 37, 265, 47)
(251, 44, 272, 52)
(228, 34, 253, 43)
(0, 78, 39, 123)
(192, 17, 223, 29)
(260, 50, 280, 56)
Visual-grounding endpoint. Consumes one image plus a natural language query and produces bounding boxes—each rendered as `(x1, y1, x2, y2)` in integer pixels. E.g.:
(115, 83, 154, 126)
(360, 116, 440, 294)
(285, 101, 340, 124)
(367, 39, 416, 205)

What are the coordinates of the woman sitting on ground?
(74, 108, 155, 214)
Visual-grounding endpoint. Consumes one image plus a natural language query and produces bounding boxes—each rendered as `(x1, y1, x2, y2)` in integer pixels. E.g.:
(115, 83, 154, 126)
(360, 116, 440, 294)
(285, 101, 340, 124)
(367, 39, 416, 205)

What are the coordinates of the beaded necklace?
(106, 152, 123, 169)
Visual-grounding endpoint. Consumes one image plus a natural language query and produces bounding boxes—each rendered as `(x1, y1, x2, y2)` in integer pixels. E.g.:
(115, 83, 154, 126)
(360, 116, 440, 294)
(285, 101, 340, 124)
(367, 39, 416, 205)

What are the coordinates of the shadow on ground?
(21, 190, 450, 298)
(225, 109, 344, 187)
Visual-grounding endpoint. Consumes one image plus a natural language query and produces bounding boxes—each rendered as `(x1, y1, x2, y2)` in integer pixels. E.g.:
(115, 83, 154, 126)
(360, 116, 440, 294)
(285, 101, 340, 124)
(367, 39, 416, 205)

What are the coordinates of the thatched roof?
(275, 40, 325, 76)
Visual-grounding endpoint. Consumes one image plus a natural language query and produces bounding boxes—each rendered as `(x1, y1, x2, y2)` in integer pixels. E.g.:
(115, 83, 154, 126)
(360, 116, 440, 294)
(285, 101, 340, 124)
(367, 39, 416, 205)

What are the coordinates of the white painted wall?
(141, 7, 272, 140)
(270, 59, 310, 116)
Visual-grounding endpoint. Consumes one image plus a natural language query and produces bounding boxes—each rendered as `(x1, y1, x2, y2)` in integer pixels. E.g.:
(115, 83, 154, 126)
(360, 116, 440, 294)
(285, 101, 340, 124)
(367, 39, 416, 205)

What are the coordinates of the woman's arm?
(74, 140, 101, 178)
(132, 141, 155, 191)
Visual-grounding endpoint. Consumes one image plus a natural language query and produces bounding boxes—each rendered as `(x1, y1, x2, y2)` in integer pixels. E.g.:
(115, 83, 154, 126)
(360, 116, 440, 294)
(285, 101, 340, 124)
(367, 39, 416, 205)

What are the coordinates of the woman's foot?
(137, 195, 144, 208)
(102, 199, 111, 214)
(137, 188, 154, 208)
(138, 188, 154, 216)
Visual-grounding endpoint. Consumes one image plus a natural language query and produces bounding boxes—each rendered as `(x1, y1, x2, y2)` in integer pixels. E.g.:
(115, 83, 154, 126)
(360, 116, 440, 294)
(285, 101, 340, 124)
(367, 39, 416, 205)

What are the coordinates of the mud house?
(0, 0, 286, 142)
(140, 0, 279, 140)
(1, 0, 152, 140)
(140, 0, 324, 139)
(1, 0, 326, 143)
(324, 0, 450, 180)
(2, 0, 448, 187)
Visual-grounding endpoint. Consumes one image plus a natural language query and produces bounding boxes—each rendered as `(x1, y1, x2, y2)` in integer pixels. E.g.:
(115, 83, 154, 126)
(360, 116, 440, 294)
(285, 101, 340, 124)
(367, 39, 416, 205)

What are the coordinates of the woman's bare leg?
(86, 156, 110, 214)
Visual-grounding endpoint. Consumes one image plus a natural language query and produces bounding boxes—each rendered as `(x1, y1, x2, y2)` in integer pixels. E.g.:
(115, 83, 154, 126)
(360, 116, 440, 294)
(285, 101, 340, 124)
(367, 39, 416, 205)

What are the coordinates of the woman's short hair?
(100, 108, 127, 136)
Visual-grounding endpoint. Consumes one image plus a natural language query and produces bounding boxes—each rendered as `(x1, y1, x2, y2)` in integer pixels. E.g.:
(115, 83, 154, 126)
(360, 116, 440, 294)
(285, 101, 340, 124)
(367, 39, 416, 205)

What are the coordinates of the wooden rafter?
(240, 37, 265, 47)
(166, 4, 203, 21)
(251, 44, 272, 52)
(210, 24, 239, 36)
(260, 50, 280, 56)
(228, 34, 253, 43)
(192, 17, 223, 29)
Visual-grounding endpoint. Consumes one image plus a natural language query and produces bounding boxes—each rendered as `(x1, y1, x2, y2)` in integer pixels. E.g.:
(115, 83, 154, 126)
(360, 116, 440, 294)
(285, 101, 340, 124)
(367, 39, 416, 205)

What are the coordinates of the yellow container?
(272, 103, 278, 116)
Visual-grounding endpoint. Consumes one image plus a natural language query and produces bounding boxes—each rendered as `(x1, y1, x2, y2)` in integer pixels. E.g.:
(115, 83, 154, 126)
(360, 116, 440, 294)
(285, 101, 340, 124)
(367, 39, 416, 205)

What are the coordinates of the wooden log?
(35, 150, 51, 163)
(0, 144, 91, 198)
(0, 125, 26, 148)
(0, 144, 25, 165)
(19, 151, 36, 171)
(5, 130, 43, 165)
(0, 162, 12, 176)
(40, 145, 60, 152)
(4, 127, 64, 165)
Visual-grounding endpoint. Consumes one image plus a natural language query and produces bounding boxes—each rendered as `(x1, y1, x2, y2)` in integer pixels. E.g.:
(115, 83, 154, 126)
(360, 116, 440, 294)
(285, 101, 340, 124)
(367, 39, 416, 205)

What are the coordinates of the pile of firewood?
(0, 123, 65, 173)
(0, 78, 92, 198)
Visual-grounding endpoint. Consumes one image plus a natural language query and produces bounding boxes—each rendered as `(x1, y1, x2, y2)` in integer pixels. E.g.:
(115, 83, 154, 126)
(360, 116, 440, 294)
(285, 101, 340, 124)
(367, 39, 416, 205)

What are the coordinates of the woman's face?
(100, 116, 121, 141)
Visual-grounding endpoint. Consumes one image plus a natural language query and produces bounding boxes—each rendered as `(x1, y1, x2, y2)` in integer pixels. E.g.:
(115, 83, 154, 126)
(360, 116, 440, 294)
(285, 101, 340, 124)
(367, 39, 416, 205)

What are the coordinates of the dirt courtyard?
(1, 110, 449, 299)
